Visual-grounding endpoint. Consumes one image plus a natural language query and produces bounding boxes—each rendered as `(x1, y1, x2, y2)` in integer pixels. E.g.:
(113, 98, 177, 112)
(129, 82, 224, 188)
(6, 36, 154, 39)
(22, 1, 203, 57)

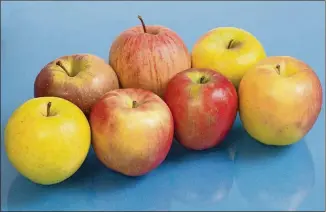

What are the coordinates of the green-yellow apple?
(34, 54, 119, 115)
(4, 97, 91, 185)
(191, 27, 266, 88)
(109, 16, 191, 97)
(238, 56, 323, 146)
(164, 68, 238, 150)
(89, 88, 174, 176)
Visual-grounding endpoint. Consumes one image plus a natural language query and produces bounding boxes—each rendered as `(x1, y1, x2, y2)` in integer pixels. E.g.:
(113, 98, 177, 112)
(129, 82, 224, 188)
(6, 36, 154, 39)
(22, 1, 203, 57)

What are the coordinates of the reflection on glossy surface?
(7, 162, 94, 211)
(166, 140, 235, 206)
(7, 136, 236, 211)
(234, 126, 315, 211)
(7, 148, 173, 211)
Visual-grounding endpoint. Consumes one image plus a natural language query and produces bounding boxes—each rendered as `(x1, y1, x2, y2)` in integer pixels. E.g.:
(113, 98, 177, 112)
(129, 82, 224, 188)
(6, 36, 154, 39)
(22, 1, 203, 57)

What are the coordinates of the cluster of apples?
(4, 16, 323, 186)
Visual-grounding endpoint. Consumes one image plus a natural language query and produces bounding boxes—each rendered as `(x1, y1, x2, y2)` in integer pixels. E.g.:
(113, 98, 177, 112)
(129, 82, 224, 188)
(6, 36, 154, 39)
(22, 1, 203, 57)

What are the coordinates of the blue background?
(1, 1, 325, 211)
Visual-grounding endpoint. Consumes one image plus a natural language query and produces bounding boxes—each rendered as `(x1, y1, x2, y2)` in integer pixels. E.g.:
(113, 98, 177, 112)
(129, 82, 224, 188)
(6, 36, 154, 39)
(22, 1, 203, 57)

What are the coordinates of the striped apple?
(109, 16, 191, 97)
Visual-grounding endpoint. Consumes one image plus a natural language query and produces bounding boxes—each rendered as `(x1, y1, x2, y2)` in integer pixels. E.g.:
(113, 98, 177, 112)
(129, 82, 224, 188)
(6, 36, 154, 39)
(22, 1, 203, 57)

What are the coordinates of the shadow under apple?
(87, 162, 174, 211)
(233, 127, 315, 211)
(7, 147, 173, 211)
(164, 127, 238, 208)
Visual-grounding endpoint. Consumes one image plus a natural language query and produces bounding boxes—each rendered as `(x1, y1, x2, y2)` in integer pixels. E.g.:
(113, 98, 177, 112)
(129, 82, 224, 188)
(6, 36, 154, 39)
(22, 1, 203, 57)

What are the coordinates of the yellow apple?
(238, 56, 323, 146)
(191, 27, 266, 88)
(4, 97, 91, 185)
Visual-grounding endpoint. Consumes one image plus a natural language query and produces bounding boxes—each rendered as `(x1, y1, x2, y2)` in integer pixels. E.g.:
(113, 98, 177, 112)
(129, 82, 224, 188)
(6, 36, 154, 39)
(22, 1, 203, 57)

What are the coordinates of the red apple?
(89, 88, 174, 176)
(34, 54, 119, 115)
(109, 16, 191, 97)
(164, 68, 238, 150)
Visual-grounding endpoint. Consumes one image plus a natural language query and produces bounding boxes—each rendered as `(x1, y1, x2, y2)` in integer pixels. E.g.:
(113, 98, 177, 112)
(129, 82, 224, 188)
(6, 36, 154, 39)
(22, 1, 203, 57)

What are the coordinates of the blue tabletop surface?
(1, 1, 325, 211)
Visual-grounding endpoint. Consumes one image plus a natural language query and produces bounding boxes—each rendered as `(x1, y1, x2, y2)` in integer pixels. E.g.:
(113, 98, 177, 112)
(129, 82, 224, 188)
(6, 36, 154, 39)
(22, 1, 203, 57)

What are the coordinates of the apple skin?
(34, 54, 119, 115)
(238, 56, 323, 146)
(191, 27, 266, 89)
(109, 17, 191, 97)
(164, 68, 238, 150)
(4, 97, 91, 185)
(89, 88, 174, 176)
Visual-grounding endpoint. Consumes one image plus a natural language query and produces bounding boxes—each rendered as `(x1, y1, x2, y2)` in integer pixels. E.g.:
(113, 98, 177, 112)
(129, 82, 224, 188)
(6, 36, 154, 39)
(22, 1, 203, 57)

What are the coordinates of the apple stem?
(199, 76, 206, 84)
(47, 102, 52, 117)
(132, 100, 138, 108)
(275, 64, 281, 75)
(138, 15, 147, 33)
(56, 61, 70, 76)
(227, 39, 234, 49)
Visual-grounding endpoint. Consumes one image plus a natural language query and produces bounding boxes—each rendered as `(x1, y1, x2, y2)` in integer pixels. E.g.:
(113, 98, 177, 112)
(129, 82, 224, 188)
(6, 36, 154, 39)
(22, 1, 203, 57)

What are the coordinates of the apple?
(238, 56, 323, 146)
(108, 15, 191, 97)
(4, 97, 91, 185)
(191, 27, 266, 89)
(164, 68, 238, 150)
(34, 54, 119, 115)
(89, 88, 174, 176)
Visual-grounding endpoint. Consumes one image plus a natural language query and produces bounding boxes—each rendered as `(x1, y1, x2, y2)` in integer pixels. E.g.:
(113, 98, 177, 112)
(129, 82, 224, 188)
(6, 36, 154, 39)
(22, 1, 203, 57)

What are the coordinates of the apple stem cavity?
(132, 100, 138, 108)
(138, 15, 147, 33)
(227, 39, 241, 49)
(275, 64, 281, 75)
(47, 102, 52, 117)
(198, 76, 209, 84)
(56, 61, 70, 76)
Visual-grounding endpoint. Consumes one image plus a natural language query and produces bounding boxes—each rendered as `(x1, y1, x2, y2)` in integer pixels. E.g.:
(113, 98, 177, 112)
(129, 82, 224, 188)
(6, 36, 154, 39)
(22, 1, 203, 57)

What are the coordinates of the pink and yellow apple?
(109, 16, 191, 97)
(239, 56, 323, 146)
(34, 54, 119, 115)
(89, 88, 174, 176)
(191, 27, 266, 89)
(164, 68, 238, 150)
